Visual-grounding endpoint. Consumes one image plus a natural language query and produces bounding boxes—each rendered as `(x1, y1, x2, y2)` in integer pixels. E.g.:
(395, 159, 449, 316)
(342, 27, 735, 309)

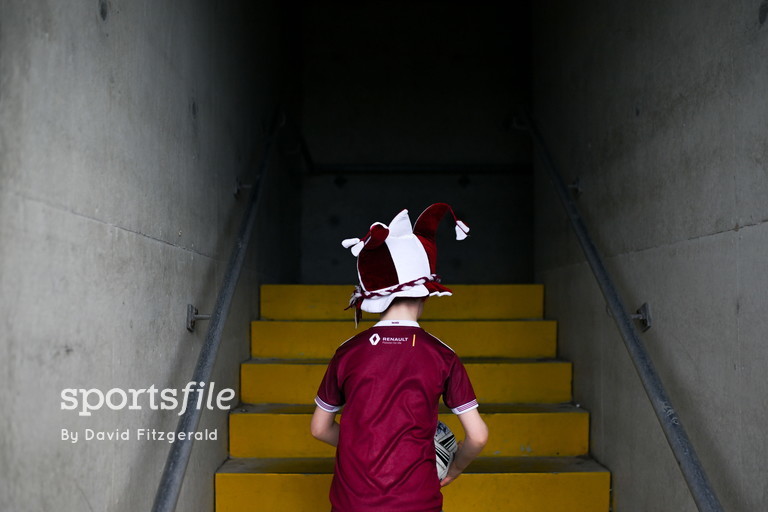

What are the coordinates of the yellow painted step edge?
(229, 408, 589, 458)
(240, 360, 572, 405)
(215, 457, 610, 512)
(251, 320, 557, 359)
(260, 284, 544, 320)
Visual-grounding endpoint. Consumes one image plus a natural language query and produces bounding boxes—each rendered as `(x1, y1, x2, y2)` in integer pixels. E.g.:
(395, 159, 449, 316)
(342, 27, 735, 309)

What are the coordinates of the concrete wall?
(534, 1, 768, 510)
(0, 1, 295, 511)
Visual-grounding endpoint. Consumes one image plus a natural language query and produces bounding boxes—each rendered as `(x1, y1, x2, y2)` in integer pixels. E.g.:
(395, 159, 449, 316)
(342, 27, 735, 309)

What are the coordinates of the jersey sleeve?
(443, 355, 478, 415)
(315, 354, 345, 413)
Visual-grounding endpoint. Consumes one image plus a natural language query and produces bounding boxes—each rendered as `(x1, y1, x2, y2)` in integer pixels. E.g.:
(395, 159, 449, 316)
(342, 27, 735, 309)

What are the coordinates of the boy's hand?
(439, 464, 462, 487)
(439, 441, 464, 487)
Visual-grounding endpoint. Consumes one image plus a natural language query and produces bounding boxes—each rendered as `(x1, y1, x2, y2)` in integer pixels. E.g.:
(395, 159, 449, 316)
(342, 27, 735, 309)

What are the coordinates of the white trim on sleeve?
(315, 395, 342, 413)
(451, 399, 479, 415)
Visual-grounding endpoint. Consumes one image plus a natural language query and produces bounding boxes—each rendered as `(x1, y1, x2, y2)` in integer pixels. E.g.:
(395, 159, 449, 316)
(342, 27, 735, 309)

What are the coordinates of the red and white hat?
(342, 203, 470, 316)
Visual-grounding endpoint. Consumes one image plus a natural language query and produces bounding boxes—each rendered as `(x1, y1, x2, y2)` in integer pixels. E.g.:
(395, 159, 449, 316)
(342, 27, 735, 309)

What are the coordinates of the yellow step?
(229, 404, 589, 458)
(215, 457, 610, 512)
(251, 320, 557, 359)
(240, 359, 572, 405)
(260, 284, 544, 320)
(442, 457, 611, 512)
(219, 281, 611, 512)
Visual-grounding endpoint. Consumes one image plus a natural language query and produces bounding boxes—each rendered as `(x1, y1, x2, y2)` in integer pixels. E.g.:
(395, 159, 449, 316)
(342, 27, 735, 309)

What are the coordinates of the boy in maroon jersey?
(311, 203, 489, 512)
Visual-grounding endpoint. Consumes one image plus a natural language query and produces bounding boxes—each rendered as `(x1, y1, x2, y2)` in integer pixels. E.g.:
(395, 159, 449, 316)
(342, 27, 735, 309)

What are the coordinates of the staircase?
(215, 284, 611, 511)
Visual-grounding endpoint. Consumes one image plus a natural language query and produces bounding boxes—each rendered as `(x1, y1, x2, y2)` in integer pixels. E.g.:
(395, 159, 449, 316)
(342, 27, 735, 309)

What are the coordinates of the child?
(310, 204, 489, 512)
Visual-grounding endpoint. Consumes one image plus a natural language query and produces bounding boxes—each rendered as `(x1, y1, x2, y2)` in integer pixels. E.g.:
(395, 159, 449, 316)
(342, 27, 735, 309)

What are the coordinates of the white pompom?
(342, 238, 360, 249)
(455, 220, 469, 240)
(350, 241, 365, 257)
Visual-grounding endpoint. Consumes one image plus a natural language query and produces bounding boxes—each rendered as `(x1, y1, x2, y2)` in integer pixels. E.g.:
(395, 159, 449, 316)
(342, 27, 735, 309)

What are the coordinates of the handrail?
(522, 114, 724, 512)
(151, 112, 284, 512)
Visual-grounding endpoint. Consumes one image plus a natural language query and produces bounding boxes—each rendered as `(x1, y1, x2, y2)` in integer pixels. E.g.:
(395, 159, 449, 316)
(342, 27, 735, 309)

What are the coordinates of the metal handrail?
(151, 112, 284, 512)
(523, 114, 724, 512)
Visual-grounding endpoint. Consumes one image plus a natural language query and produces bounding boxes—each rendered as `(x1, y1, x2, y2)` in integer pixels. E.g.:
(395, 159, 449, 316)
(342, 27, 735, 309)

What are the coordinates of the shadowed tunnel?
(1, 1, 764, 510)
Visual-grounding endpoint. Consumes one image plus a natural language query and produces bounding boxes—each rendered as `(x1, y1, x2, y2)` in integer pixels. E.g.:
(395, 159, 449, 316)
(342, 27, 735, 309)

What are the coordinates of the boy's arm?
(440, 409, 488, 487)
(310, 406, 340, 447)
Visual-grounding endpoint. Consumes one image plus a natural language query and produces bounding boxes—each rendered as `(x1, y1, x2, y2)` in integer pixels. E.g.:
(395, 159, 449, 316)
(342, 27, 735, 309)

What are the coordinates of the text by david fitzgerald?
(61, 428, 217, 444)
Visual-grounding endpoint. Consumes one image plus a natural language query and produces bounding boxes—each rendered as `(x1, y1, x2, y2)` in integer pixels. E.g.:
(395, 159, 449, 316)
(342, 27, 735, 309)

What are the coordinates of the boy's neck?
(379, 299, 424, 322)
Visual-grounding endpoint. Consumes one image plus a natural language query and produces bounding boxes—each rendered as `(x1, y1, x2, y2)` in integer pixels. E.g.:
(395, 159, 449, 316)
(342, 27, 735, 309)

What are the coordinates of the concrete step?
(215, 456, 611, 512)
(229, 403, 589, 458)
(251, 320, 557, 359)
(240, 358, 573, 405)
(259, 284, 545, 320)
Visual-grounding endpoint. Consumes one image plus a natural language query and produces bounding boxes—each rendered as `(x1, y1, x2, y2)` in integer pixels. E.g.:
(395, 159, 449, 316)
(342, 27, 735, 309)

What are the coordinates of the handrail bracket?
(186, 304, 211, 333)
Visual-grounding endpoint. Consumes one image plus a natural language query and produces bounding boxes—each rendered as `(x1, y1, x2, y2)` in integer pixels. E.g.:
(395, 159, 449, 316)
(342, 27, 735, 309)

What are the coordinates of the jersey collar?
(374, 320, 420, 327)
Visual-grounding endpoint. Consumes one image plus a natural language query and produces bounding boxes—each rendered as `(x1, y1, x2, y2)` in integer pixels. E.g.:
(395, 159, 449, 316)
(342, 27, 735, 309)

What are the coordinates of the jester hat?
(342, 203, 470, 315)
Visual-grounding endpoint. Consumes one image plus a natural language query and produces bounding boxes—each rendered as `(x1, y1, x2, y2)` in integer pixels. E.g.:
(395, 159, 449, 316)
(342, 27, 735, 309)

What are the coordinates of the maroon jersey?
(315, 320, 478, 512)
